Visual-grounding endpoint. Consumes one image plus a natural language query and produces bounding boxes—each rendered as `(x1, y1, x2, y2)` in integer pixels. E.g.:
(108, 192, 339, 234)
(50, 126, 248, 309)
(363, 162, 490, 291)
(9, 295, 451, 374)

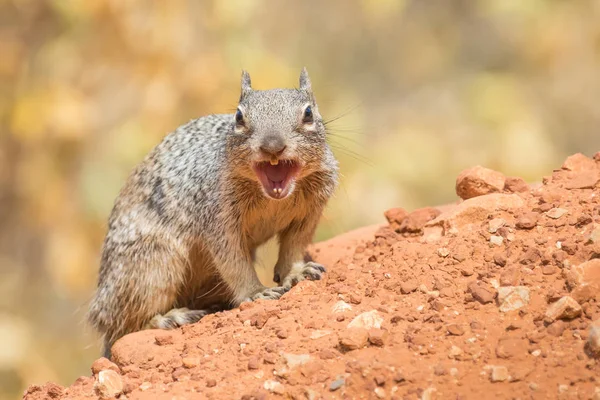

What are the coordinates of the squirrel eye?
(235, 108, 244, 124)
(303, 106, 313, 123)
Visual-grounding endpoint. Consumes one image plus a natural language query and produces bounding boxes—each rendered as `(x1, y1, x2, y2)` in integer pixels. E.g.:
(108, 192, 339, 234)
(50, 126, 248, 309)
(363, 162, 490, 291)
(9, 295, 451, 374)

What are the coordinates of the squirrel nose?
(259, 135, 287, 157)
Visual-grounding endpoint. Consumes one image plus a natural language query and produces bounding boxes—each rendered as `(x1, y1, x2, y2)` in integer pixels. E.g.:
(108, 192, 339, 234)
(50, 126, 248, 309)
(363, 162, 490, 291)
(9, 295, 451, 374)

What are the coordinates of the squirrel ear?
(299, 67, 312, 92)
(241, 70, 252, 97)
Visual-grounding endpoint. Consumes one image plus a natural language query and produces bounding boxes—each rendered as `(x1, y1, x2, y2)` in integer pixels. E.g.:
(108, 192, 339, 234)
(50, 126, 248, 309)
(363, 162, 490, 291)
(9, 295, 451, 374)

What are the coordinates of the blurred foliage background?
(1, 0, 600, 398)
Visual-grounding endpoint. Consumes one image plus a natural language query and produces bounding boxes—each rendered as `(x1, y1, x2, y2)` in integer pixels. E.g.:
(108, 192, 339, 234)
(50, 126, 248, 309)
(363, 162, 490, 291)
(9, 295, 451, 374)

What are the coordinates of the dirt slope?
(24, 153, 600, 400)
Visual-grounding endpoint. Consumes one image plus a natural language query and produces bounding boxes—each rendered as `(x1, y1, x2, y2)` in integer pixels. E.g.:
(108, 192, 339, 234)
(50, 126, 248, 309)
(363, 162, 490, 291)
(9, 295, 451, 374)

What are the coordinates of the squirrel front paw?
(146, 307, 216, 330)
(280, 261, 326, 289)
(251, 286, 289, 301)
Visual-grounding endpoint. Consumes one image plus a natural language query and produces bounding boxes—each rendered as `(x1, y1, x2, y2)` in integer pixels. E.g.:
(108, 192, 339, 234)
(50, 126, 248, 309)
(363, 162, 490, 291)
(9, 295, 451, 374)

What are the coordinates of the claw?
(281, 261, 327, 289)
(147, 307, 213, 330)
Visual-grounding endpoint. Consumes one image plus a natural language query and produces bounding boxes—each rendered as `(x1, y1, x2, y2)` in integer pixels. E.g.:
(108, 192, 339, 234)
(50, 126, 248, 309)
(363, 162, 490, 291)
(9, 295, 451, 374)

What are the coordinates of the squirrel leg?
(274, 215, 326, 289)
(89, 237, 188, 357)
(211, 236, 288, 307)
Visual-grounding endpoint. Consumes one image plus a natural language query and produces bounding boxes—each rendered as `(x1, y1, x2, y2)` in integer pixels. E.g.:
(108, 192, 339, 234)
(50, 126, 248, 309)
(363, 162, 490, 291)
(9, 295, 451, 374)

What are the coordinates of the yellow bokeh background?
(1, 1, 600, 398)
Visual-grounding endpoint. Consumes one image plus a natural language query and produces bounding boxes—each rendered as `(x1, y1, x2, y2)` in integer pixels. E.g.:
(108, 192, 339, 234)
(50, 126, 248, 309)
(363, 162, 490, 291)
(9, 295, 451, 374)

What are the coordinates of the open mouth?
(252, 159, 300, 199)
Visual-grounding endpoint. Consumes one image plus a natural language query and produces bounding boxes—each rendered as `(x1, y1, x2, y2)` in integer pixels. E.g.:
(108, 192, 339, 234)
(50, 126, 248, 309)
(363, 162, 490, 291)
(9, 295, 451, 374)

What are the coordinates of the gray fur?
(87, 69, 338, 357)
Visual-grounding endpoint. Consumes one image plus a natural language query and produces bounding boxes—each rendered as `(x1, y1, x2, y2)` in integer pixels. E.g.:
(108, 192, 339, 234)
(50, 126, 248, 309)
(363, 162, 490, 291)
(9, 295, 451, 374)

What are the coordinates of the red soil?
(24, 153, 600, 400)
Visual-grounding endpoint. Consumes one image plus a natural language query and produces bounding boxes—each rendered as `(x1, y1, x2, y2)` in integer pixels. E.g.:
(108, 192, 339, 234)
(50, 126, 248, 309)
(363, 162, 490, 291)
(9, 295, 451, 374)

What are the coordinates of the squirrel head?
(227, 68, 329, 200)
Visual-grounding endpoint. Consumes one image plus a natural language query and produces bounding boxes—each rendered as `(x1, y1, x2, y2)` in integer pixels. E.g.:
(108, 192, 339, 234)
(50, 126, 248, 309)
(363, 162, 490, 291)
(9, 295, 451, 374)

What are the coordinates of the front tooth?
(270, 158, 279, 166)
(273, 188, 277, 193)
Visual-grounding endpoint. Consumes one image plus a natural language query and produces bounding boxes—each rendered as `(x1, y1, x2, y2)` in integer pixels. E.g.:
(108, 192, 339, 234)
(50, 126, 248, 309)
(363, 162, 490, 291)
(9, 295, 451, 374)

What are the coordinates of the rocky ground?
(24, 153, 600, 400)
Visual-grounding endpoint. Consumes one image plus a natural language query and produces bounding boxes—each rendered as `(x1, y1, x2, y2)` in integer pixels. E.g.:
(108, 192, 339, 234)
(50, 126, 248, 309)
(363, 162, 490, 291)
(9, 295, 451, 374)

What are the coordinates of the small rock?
(310, 329, 332, 340)
(448, 345, 463, 359)
(493, 253, 507, 267)
(182, 356, 200, 369)
(520, 248, 541, 265)
(263, 380, 285, 394)
(330, 378, 345, 391)
(562, 153, 597, 172)
(585, 320, 600, 358)
(374, 387, 386, 399)
(456, 166, 506, 200)
(339, 328, 369, 350)
(488, 218, 506, 233)
(546, 320, 567, 337)
(276, 329, 288, 339)
(561, 239, 578, 255)
(282, 353, 311, 369)
(558, 384, 569, 394)
(580, 259, 600, 286)
(248, 356, 260, 370)
(349, 293, 363, 304)
(545, 208, 568, 219)
(347, 310, 384, 330)
(499, 268, 521, 287)
(384, 207, 408, 230)
(172, 368, 190, 382)
(586, 224, 600, 244)
(398, 207, 441, 234)
(91, 358, 120, 375)
(565, 171, 600, 189)
(434, 364, 446, 376)
(446, 323, 465, 336)
(439, 287, 454, 298)
(542, 265, 558, 275)
(368, 328, 388, 346)
(422, 387, 437, 400)
(545, 296, 582, 321)
(471, 320, 484, 330)
(572, 284, 598, 304)
(318, 349, 338, 360)
(468, 281, 497, 304)
(264, 353, 278, 364)
(489, 366, 509, 382)
(393, 372, 406, 383)
(206, 378, 217, 387)
(495, 337, 528, 359)
(94, 370, 123, 399)
(504, 176, 529, 193)
(427, 194, 524, 235)
(516, 213, 538, 229)
(331, 300, 352, 313)
(139, 382, 152, 391)
(437, 247, 450, 257)
(497, 286, 530, 312)
(490, 235, 504, 246)
(400, 280, 418, 294)
(154, 333, 174, 346)
(460, 265, 474, 276)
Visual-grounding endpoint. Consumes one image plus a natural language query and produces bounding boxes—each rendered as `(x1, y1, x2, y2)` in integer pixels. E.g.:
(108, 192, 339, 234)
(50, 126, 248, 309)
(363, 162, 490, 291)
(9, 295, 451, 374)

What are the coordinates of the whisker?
(327, 133, 364, 147)
(323, 103, 362, 126)
(328, 145, 374, 167)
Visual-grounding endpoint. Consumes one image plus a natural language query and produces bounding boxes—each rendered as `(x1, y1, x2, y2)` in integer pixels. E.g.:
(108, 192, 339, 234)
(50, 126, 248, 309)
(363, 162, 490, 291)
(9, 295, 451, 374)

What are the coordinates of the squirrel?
(87, 68, 338, 357)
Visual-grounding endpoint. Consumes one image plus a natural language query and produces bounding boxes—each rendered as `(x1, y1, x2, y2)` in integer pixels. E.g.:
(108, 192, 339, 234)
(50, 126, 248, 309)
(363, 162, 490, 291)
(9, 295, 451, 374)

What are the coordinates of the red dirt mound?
(24, 153, 600, 400)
